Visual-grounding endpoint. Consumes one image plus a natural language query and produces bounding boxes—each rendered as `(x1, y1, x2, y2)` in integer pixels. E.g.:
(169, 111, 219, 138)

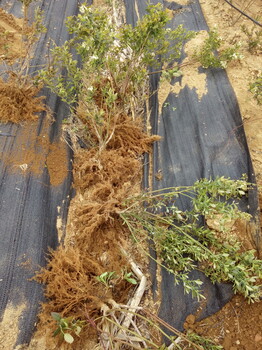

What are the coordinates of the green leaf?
(51, 312, 61, 321)
(75, 326, 82, 336)
(53, 328, 61, 337)
(126, 277, 137, 285)
(64, 333, 74, 344)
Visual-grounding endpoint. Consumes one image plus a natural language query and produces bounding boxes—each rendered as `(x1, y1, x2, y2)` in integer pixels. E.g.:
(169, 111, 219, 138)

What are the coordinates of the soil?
(184, 295, 262, 350)
(0, 302, 27, 350)
(1, 118, 69, 186)
(0, 8, 25, 62)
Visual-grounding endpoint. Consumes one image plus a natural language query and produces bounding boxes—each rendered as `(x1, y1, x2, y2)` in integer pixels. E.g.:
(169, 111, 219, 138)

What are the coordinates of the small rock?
(255, 334, 262, 342)
(235, 340, 240, 345)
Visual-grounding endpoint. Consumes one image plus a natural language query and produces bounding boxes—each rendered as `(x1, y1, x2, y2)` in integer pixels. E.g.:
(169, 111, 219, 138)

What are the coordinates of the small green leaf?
(53, 328, 61, 337)
(75, 326, 82, 335)
(64, 333, 74, 344)
(51, 312, 61, 321)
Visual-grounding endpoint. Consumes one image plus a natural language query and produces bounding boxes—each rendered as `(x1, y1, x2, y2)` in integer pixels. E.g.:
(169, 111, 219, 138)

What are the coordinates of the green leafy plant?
(122, 271, 137, 285)
(1, 2, 46, 86)
(96, 270, 138, 288)
(96, 271, 117, 288)
(37, 3, 262, 348)
(241, 23, 262, 53)
(249, 73, 262, 105)
(51, 312, 86, 344)
(38, 2, 194, 152)
(120, 177, 262, 301)
(185, 331, 223, 350)
(194, 29, 243, 68)
(18, 0, 35, 21)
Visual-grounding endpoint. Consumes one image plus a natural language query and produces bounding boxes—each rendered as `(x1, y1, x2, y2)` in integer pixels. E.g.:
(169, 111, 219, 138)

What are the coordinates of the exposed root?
(0, 77, 45, 123)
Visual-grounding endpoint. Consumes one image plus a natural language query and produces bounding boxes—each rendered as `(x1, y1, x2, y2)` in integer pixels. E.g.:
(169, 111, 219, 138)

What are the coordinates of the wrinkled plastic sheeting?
(124, 0, 260, 335)
(0, 0, 89, 346)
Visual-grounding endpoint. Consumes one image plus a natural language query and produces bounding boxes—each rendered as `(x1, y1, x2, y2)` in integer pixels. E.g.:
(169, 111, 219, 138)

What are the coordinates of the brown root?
(0, 77, 45, 123)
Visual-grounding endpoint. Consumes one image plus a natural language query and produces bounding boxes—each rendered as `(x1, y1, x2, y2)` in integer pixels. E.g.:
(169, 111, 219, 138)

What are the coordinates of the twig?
(120, 261, 147, 331)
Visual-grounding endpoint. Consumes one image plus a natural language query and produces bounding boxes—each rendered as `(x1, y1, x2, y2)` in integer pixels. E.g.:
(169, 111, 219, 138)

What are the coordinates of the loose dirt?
(1, 119, 68, 186)
(185, 295, 262, 350)
(0, 302, 27, 350)
(0, 8, 24, 62)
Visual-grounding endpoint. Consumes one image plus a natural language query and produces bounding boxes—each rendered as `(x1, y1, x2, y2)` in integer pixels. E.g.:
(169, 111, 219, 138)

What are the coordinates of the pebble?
(255, 334, 262, 342)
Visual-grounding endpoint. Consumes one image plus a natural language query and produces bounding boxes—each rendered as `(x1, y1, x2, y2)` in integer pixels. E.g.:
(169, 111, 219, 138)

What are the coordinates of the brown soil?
(1, 119, 68, 186)
(0, 8, 25, 62)
(0, 302, 27, 350)
(185, 295, 262, 350)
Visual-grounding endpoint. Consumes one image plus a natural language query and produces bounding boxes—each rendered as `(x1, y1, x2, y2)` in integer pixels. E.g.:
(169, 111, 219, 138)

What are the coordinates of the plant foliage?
(194, 29, 243, 68)
(38, 2, 194, 151)
(120, 177, 262, 301)
(249, 73, 262, 105)
(51, 312, 86, 344)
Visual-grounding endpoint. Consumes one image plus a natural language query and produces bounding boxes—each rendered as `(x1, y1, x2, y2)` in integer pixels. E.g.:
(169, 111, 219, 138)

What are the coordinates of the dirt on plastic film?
(199, 0, 262, 189)
(158, 31, 209, 113)
(0, 116, 69, 186)
(0, 303, 27, 350)
(0, 8, 25, 62)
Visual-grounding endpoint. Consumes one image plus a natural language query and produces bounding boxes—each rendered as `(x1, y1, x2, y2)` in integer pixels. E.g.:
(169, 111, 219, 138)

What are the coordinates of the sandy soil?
(0, 8, 24, 61)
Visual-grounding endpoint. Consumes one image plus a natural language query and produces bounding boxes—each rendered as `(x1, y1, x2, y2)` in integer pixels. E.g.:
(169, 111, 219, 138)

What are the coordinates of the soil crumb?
(0, 302, 27, 350)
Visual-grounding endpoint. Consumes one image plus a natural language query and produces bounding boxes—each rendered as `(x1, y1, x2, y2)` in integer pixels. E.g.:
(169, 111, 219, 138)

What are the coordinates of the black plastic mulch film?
(0, 0, 260, 347)
(124, 0, 260, 336)
(0, 0, 90, 346)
